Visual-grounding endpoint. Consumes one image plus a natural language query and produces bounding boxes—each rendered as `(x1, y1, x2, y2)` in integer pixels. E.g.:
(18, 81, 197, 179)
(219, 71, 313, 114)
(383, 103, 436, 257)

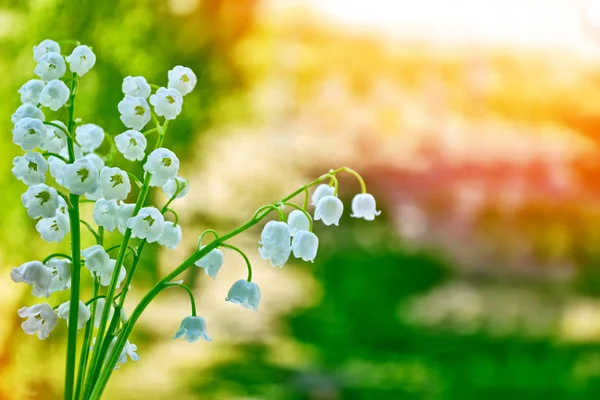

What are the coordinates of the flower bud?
(92, 198, 120, 232)
(18, 79, 45, 104)
(194, 247, 224, 279)
(291, 231, 319, 262)
(75, 123, 104, 152)
(162, 177, 189, 199)
(58, 300, 91, 330)
(39, 79, 70, 111)
(122, 76, 151, 98)
(41, 120, 67, 153)
(350, 193, 381, 221)
(34, 52, 66, 82)
(33, 39, 60, 61)
(311, 184, 335, 206)
(158, 221, 182, 249)
(11, 103, 45, 125)
(287, 210, 310, 236)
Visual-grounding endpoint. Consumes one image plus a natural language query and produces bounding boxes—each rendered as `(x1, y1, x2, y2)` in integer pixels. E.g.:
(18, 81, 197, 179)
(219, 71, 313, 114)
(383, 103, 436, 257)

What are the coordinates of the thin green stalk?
(164, 283, 197, 316)
(64, 72, 80, 400)
(220, 243, 253, 282)
(42, 253, 72, 263)
(282, 202, 313, 231)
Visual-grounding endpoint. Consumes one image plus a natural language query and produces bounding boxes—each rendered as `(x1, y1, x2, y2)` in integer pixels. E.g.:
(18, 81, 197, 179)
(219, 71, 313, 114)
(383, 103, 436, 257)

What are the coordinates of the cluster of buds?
(8, 39, 380, 400)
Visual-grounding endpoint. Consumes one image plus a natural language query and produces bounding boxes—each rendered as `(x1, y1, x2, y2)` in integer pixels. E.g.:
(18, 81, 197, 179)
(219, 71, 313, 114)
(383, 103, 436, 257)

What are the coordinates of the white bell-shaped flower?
(75, 124, 104, 152)
(173, 315, 212, 342)
(122, 76, 151, 98)
(12, 152, 48, 186)
(94, 298, 115, 328)
(34, 52, 66, 82)
(158, 221, 182, 249)
(21, 184, 58, 219)
(47, 258, 71, 294)
(65, 45, 96, 76)
(127, 207, 165, 243)
(258, 221, 291, 267)
(149, 87, 183, 120)
(18, 79, 45, 104)
(13, 117, 47, 151)
(287, 210, 310, 236)
(291, 231, 319, 262)
(143, 148, 180, 187)
(18, 303, 58, 340)
(117, 202, 135, 234)
(11, 103, 45, 124)
(98, 259, 126, 288)
(162, 177, 189, 199)
(81, 154, 105, 199)
(226, 279, 261, 311)
(92, 198, 120, 232)
(351, 193, 381, 221)
(114, 130, 147, 161)
(82, 245, 110, 274)
(99, 166, 131, 200)
(36, 212, 70, 242)
(10, 260, 53, 297)
(57, 300, 91, 330)
(39, 79, 70, 111)
(42, 120, 67, 153)
(48, 156, 67, 185)
(194, 247, 224, 279)
(118, 95, 151, 131)
(314, 195, 344, 226)
(56, 195, 69, 216)
(33, 39, 60, 61)
(63, 158, 99, 195)
(167, 66, 197, 96)
(311, 184, 335, 206)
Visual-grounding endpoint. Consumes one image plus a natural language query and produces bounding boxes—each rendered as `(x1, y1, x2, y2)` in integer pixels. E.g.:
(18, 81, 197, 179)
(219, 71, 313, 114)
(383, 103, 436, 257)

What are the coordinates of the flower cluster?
(8, 39, 380, 399)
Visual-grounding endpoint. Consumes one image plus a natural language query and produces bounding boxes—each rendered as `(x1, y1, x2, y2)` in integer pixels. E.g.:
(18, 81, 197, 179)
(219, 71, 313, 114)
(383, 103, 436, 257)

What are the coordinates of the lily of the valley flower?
(36, 212, 70, 242)
(63, 158, 100, 195)
(194, 247, 224, 279)
(99, 166, 131, 200)
(57, 300, 91, 330)
(127, 207, 165, 242)
(291, 231, 319, 262)
(158, 221, 182, 249)
(48, 156, 66, 185)
(143, 148, 179, 187)
(18, 79, 45, 104)
(10, 261, 53, 298)
(41, 120, 67, 153)
(47, 258, 71, 293)
(314, 195, 344, 226)
(92, 198, 120, 232)
(351, 193, 381, 221)
(11, 103, 45, 125)
(258, 221, 291, 268)
(162, 177, 189, 199)
(33, 39, 60, 61)
(311, 184, 335, 206)
(94, 298, 115, 328)
(122, 76, 151, 99)
(117, 202, 135, 234)
(21, 184, 59, 219)
(75, 123, 104, 152)
(149, 87, 183, 120)
(226, 279, 261, 311)
(18, 303, 58, 339)
(114, 130, 147, 161)
(65, 45, 96, 76)
(287, 210, 310, 236)
(34, 52, 66, 82)
(82, 245, 111, 273)
(173, 316, 212, 343)
(167, 66, 197, 96)
(98, 259, 126, 288)
(13, 117, 47, 151)
(39, 79, 70, 111)
(118, 95, 151, 131)
(12, 152, 48, 186)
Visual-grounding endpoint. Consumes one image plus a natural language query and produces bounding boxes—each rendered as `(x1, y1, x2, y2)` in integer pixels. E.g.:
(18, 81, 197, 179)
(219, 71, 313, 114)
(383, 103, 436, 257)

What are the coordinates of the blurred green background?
(5, 0, 600, 399)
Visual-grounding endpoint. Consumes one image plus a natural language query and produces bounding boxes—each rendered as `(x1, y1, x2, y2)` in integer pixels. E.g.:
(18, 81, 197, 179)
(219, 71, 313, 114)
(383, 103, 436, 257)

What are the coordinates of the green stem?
(64, 72, 79, 400)
(80, 219, 99, 241)
(165, 283, 197, 316)
(42, 253, 71, 264)
(220, 243, 253, 282)
(42, 152, 69, 163)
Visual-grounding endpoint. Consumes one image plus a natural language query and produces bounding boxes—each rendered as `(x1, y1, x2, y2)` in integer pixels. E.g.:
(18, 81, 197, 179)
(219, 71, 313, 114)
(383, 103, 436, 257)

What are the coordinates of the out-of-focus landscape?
(4, 0, 600, 398)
